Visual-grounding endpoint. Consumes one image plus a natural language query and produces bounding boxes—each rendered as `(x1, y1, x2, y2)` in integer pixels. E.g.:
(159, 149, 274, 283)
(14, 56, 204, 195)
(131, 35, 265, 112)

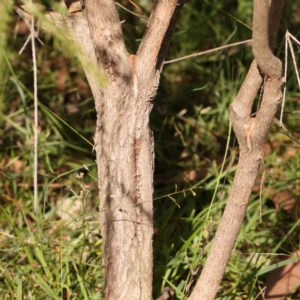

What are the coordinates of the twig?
(153, 187, 200, 201)
(287, 32, 300, 89)
(14, 5, 44, 48)
(128, 0, 144, 15)
(279, 30, 300, 126)
(279, 30, 288, 126)
(115, 1, 148, 21)
(164, 39, 252, 64)
(30, 5, 39, 213)
(259, 168, 265, 223)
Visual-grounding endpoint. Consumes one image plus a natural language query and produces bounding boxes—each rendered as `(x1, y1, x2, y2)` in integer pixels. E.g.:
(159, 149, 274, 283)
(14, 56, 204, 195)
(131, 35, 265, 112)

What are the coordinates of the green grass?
(1, 0, 300, 299)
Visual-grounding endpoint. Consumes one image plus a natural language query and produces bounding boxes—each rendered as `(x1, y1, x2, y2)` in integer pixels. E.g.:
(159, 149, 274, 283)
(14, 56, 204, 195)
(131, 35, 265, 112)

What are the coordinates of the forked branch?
(189, 1, 284, 299)
(252, 0, 283, 78)
(85, 0, 132, 86)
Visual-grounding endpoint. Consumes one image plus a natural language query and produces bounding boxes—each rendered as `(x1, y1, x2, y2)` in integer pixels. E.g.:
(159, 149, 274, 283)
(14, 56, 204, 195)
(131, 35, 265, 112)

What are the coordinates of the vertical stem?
(31, 10, 39, 213)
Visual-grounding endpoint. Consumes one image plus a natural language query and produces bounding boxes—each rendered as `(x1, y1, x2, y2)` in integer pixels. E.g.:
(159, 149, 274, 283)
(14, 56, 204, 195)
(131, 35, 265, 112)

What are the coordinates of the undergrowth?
(0, 0, 299, 299)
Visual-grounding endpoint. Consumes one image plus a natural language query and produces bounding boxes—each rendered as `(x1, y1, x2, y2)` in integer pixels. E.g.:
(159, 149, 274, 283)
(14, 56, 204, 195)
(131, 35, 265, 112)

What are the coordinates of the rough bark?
(189, 1, 284, 299)
(70, 1, 187, 298)
(87, 2, 187, 298)
(14, 1, 187, 299)
(14, 1, 285, 299)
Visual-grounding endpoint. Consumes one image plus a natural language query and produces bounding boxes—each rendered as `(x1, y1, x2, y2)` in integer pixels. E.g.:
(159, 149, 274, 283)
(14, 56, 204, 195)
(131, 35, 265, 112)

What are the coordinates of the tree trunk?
(189, 0, 284, 299)
(14, 1, 286, 299)
(14, 0, 187, 298)
(83, 2, 155, 298)
(94, 54, 156, 300)
(63, 1, 187, 299)
(77, 0, 186, 297)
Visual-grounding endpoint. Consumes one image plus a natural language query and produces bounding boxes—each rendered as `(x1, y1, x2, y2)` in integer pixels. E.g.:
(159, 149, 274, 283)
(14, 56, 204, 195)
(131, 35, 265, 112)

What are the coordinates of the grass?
(1, 0, 300, 299)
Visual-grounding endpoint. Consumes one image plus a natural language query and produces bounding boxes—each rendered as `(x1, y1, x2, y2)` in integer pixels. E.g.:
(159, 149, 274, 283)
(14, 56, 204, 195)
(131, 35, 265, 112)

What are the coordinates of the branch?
(228, 60, 262, 151)
(164, 39, 252, 65)
(14, 0, 188, 100)
(14, 3, 69, 34)
(252, 0, 283, 78)
(189, 1, 284, 299)
(84, 0, 132, 86)
(136, 0, 187, 79)
(115, 1, 148, 21)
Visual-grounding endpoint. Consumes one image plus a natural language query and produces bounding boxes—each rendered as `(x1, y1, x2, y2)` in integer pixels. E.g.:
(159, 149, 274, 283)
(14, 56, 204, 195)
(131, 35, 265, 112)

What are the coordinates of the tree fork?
(189, 1, 284, 299)
(77, 1, 188, 299)
(14, 0, 188, 298)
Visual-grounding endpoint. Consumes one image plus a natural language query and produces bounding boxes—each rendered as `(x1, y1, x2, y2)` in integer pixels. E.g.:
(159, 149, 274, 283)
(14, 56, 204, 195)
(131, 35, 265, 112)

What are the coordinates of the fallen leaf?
(259, 250, 300, 300)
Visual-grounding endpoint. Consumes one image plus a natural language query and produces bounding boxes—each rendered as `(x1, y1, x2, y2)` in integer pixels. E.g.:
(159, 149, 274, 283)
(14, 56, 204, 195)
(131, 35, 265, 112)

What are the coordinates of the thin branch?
(14, 5, 44, 47)
(280, 31, 288, 126)
(259, 168, 266, 223)
(30, 3, 39, 213)
(279, 31, 300, 126)
(115, 1, 148, 21)
(189, 1, 284, 299)
(153, 187, 200, 201)
(164, 39, 252, 65)
(287, 32, 300, 89)
(288, 31, 300, 47)
(19, 35, 31, 54)
(128, 0, 144, 15)
(252, 0, 283, 78)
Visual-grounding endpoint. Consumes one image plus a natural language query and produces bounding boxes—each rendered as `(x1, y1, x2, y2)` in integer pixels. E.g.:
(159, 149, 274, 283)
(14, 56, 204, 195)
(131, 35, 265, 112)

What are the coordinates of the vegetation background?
(0, 0, 299, 299)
